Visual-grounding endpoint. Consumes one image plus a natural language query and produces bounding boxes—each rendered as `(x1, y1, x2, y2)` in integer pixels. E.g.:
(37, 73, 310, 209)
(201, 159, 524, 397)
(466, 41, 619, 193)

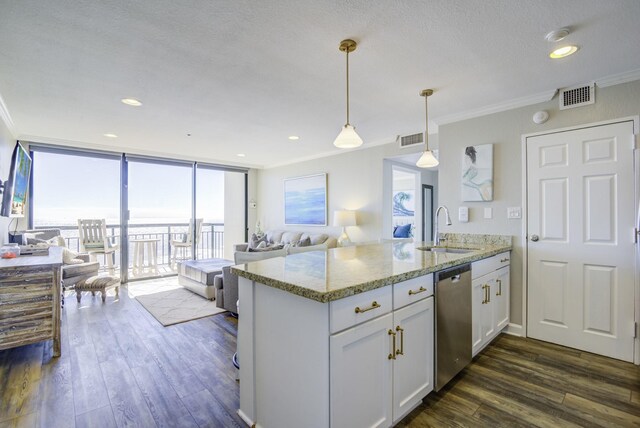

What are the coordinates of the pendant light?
(416, 89, 439, 168)
(334, 39, 363, 149)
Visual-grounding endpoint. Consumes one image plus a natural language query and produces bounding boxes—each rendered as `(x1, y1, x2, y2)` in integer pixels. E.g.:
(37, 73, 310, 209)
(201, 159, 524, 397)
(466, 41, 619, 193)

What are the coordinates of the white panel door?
(330, 313, 393, 428)
(527, 121, 636, 362)
(392, 297, 434, 423)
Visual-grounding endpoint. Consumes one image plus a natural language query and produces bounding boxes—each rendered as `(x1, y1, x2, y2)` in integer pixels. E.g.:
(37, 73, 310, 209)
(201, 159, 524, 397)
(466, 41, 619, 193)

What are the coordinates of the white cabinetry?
(238, 272, 434, 428)
(471, 252, 510, 356)
(330, 274, 434, 428)
(330, 313, 394, 428)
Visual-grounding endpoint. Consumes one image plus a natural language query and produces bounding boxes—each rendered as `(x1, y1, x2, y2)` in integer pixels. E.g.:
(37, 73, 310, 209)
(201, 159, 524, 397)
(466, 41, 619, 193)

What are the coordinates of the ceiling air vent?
(559, 83, 595, 110)
(399, 132, 423, 149)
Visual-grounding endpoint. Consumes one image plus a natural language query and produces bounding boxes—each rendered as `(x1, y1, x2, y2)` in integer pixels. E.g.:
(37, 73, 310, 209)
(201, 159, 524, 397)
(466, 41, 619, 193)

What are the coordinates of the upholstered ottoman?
(177, 258, 234, 299)
(75, 275, 120, 303)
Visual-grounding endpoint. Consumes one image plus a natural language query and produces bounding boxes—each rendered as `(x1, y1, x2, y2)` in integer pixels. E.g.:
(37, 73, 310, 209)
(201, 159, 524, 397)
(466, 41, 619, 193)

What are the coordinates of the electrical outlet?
(507, 207, 522, 219)
(458, 206, 469, 223)
(484, 207, 492, 219)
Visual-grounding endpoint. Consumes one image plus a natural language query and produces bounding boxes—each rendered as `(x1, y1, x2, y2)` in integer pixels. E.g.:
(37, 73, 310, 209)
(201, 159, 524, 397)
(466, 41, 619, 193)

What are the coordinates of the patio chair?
(170, 218, 203, 268)
(77, 219, 119, 275)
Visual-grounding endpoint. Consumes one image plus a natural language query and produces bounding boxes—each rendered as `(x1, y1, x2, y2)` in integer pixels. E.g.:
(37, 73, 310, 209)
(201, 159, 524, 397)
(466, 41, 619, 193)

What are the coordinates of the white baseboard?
(237, 409, 254, 427)
(505, 323, 523, 337)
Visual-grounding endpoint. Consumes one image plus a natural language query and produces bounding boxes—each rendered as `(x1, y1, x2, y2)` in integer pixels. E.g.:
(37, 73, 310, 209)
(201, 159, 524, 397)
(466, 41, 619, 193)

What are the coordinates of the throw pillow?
(295, 237, 311, 247)
(47, 236, 66, 247)
(256, 241, 267, 249)
(248, 244, 285, 253)
(393, 224, 412, 238)
(249, 233, 267, 249)
(62, 248, 84, 264)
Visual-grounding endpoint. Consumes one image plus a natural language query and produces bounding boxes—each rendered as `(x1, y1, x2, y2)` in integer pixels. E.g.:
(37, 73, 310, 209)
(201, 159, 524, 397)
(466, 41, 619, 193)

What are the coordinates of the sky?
(32, 151, 229, 226)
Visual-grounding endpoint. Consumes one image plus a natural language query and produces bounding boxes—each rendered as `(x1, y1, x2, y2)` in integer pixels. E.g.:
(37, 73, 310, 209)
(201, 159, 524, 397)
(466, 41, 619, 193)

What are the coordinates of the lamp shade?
(416, 150, 439, 168)
(333, 210, 357, 227)
(333, 124, 363, 148)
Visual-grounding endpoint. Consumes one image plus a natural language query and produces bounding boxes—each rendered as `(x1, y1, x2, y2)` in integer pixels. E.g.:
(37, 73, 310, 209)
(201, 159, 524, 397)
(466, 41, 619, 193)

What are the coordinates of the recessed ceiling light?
(288, 135, 300, 141)
(121, 98, 142, 106)
(549, 45, 579, 59)
(103, 133, 118, 138)
(237, 153, 246, 157)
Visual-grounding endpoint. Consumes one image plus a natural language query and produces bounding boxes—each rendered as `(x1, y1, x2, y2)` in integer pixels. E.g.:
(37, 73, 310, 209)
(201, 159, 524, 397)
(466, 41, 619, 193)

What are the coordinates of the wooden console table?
(0, 246, 63, 357)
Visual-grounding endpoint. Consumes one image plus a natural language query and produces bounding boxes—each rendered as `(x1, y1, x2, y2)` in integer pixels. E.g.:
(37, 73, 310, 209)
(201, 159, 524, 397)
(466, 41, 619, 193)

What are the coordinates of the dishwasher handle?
(436, 264, 471, 282)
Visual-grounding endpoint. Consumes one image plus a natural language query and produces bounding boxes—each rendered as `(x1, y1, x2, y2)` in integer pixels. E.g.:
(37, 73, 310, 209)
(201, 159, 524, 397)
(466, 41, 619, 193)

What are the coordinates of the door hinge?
(635, 322, 638, 339)
(635, 228, 639, 244)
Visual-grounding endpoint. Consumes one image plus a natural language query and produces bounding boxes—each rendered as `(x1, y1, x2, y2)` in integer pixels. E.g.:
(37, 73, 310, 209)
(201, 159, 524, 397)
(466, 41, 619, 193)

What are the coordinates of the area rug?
(131, 280, 225, 326)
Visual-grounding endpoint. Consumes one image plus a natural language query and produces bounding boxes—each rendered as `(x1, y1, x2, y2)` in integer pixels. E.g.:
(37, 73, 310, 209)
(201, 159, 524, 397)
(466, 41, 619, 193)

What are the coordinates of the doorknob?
(530, 235, 539, 242)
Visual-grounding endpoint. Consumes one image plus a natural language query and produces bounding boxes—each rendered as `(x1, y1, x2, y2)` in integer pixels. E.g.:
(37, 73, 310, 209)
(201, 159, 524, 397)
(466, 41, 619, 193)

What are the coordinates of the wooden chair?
(170, 218, 203, 268)
(77, 219, 119, 275)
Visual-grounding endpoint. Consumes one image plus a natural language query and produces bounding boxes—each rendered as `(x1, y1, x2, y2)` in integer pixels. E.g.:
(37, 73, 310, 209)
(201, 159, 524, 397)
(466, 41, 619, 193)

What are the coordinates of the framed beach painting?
(284, 173, 327, 225)
(462, 143, 493, 201)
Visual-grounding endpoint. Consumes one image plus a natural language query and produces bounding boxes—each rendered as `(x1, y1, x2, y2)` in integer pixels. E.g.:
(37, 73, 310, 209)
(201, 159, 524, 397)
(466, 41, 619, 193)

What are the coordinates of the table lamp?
(333, 210, 357, 246)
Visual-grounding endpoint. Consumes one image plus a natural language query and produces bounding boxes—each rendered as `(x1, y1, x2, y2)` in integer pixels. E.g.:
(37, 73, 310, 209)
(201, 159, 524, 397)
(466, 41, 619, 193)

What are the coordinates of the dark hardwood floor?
(0, 284, 639, 427)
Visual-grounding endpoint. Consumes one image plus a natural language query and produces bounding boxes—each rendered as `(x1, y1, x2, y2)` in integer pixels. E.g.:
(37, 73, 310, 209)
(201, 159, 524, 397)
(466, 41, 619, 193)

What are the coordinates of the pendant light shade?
(334, 124, 363, 148)
(334, 39, 363, 149)
(416, 89, 438, 168)
(416, 150, 439, 168)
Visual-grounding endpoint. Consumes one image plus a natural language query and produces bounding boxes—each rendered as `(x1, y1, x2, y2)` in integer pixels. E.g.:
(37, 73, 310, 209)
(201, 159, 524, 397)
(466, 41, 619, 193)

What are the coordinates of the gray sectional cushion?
(280, 232, 302, 244)
(308, 233, 329, 246)
(294, 236, 311, 247)
(266, 230, 284, 244)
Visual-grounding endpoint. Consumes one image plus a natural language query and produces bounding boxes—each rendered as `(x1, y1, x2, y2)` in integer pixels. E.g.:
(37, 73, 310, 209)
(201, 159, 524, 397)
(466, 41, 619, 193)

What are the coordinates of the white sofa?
(233, 230, 338, 257)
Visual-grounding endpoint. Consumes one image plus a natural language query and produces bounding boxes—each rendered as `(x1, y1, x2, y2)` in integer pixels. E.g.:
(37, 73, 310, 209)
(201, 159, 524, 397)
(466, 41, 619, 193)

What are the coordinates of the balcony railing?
(35, 222, 224, 277)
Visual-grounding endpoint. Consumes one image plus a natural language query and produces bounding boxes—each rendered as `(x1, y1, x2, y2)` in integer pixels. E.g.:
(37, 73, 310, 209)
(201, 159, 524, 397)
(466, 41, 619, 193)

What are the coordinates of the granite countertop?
(231, 234, 512, 303)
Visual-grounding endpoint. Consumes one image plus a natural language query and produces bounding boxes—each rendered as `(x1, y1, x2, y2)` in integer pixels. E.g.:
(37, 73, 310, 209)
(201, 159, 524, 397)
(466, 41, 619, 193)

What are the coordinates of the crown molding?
(434, 89, 558, 126)
(263, 137, 395, 169)
(595, 68, 640, 88)
(0, 92, 16, 136)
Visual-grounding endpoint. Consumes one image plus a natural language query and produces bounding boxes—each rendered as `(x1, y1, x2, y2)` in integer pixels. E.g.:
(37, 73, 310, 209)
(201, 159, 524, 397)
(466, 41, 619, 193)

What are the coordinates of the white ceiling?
(1, 0, 639, 168)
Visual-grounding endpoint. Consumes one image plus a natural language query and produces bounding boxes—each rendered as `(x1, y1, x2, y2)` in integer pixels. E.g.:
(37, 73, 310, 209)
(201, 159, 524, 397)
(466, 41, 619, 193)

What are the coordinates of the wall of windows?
(29, 145, 247, 282)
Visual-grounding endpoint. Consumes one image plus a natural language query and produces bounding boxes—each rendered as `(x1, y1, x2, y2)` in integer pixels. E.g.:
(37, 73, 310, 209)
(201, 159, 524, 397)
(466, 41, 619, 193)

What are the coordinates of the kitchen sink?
(417, 246, 475, 254)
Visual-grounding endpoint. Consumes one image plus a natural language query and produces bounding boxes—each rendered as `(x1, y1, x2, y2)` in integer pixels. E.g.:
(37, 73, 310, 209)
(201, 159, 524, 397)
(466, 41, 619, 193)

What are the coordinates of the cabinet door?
(392, 297, 434, 423)
(472, 274, 495, 356)
(494, 266, 510, 332)
(330, 313, 393, 428)
(471, 276, 486, 356)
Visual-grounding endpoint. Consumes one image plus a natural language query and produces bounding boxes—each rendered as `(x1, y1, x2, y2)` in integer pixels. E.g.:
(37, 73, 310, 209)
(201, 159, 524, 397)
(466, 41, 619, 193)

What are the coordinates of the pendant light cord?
(424, 94, 429, 150)
(346, 48, 350, 126)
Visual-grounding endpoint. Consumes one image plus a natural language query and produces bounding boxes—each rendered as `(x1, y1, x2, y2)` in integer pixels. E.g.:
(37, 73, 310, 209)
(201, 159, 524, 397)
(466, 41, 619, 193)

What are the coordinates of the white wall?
(223, 171, 246, 260)
(0, 116, 15, 244)
(256, 141, 436, 243)
(438, 79, 640, 327)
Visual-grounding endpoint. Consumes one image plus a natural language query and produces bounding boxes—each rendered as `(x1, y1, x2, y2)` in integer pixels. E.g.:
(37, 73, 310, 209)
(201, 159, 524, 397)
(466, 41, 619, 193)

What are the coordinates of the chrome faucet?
(434, 205, 452, 246)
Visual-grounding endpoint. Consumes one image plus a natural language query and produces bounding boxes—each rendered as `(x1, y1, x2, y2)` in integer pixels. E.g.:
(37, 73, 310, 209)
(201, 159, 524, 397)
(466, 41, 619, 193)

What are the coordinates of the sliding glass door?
(126, 158, 193, 279)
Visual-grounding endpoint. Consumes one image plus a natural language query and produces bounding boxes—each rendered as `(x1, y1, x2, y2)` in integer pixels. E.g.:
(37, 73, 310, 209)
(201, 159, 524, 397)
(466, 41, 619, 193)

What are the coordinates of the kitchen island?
(232, 234, 511, 428)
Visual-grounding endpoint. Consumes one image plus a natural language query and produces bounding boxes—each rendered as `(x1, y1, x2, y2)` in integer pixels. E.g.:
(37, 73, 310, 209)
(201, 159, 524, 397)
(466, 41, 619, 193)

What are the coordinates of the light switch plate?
(484, 207, 492, 219)
(458, 206, 469, 223)
(507, 207, 522, 219)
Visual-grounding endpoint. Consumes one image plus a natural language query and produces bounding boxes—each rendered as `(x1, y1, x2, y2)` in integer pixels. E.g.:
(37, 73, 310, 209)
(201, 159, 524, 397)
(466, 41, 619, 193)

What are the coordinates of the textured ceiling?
(1, 0, 639, 168)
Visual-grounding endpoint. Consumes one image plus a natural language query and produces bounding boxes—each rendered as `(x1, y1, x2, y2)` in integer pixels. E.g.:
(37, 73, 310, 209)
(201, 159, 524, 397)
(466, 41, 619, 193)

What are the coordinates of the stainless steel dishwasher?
(435, 263, 472, 391)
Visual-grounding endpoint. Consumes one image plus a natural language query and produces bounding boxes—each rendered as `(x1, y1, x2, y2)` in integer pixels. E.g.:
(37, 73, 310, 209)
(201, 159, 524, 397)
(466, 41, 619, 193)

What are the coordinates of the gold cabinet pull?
(408, 286, 427, 296)
(496, 279, 502, 296)
(388, 329, 396, 360)
(481, 284, 487, 304)
(500, 258, 509, 263)
(487, 284, 491, 303)
(355, 301, 381, 314)
(395, 326, 404, 356)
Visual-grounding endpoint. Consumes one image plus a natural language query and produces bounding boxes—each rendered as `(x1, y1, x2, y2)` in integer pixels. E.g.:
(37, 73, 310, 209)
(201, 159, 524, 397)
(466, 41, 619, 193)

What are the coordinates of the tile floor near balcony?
(0, 280, 638, 427)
